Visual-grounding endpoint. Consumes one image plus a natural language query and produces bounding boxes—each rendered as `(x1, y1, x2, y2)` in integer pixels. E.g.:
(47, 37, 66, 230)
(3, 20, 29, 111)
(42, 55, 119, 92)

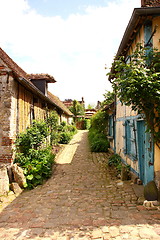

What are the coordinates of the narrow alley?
(0, 130, 160, 239)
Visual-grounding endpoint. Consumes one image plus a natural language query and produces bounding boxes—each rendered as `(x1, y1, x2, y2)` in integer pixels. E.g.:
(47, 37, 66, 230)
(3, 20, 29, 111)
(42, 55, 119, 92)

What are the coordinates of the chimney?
(141, 0, 160, 7)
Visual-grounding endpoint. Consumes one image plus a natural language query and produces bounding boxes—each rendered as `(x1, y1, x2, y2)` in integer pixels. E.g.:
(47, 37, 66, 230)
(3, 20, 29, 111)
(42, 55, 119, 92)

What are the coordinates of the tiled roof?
(0, 47, 29, 79)
(142, 0, 160, 7)
(28, 73, 56, 83)
(48, 92, 73, 116)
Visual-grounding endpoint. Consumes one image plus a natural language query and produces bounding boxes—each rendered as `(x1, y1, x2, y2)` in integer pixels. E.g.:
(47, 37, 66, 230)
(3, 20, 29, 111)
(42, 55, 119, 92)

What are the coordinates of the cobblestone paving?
(0, 130, 160, 239)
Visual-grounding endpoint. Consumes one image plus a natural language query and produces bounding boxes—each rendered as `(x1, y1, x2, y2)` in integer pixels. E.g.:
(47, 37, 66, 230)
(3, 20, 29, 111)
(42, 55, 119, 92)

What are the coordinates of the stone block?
(11, 163, 26, 188)
(10, 182, 22, 195)
(144, 181, 158, 201)
(0, 164, 9, 195)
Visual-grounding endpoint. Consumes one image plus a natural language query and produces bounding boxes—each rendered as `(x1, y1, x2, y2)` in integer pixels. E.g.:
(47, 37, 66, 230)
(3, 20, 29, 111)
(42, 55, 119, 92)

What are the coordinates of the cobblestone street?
(0, 130, 160, 239)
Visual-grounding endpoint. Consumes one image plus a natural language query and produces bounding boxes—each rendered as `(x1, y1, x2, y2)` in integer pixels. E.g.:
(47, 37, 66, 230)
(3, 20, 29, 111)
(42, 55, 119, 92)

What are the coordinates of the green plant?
(108, 154, 121, 167)
(58, 122, 77, 144)
(101, 90, 115, 107)
(108, 154, 130, 176)
(69, 100, 85, 122)
(14, 120, 55, 189)
(15, 120, 49, 154)
(59, 131, 72, 144)
(90, 110, 108, 134)
(83, 119, 91, 130)
(15, 148, 55, 189)
(88, 129, 109, 152)
(88, 110, 109, 152)
(108, 44, 160, 147)
(46, 111, 59, 145)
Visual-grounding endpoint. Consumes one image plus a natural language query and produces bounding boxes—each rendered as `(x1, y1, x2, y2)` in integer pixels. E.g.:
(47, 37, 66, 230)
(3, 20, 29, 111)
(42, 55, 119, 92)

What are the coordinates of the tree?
(107, 44, 160, 147)
(101, 90, 115, 107)
(69, 100, 85, 122)
(87, 104, 95, 109)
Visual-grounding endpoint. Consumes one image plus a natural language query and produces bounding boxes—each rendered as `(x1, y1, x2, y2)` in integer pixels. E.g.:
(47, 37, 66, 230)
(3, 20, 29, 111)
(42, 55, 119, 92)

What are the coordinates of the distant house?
(48, 92, 73, 124)
(85, 109, 97, 119)
(0, 47, 72, 165)
(107, 1, 160, 186)
(63, 97, 85, 109)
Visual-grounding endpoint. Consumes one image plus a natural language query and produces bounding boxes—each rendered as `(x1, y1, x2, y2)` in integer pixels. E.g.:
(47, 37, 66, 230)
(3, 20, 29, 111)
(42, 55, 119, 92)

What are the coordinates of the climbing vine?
(107, 44, 160, 147)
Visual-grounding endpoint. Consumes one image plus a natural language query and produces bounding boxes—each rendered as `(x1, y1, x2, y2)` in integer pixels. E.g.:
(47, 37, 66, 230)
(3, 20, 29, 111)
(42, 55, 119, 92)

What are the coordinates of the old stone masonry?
(0, 130, 160, 239)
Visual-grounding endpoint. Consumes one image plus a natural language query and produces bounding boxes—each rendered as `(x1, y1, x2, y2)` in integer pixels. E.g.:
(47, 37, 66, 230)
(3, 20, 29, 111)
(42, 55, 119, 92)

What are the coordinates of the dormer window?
(28, 74, 56, 96)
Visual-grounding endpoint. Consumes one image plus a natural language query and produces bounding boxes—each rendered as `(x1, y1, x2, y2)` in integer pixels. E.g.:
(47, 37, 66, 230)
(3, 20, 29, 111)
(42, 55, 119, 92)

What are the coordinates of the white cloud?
(0, 0, 140, 106)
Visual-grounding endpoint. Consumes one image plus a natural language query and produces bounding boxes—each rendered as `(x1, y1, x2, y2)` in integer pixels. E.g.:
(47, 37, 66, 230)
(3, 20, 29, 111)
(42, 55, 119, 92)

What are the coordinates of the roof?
(0, 47, 29, 80)
(109, 6, 160, 80)
(117, 7, 160, 58)
(142, 0, 160, 7)
(48, 92, 73, 116)
(103, 102, 115, 111)
(28, 73, 56, 83)
(0, 47, 71, 116)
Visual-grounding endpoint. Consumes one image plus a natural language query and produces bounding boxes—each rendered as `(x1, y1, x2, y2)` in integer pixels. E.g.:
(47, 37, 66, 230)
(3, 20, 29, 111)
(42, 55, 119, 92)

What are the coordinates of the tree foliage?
(101, 90, 115, 107)
(108, 44, 160, 146)
(69, 100, 85, 121)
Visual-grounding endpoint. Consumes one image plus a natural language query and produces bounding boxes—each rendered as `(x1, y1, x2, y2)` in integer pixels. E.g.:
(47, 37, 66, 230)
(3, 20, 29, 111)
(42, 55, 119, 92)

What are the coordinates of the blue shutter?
(144, 20, 153, 65)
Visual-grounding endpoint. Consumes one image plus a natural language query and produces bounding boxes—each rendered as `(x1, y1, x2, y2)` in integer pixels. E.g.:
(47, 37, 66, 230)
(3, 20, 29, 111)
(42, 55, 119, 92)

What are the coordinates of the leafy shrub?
(108, 154, 121, 167)
(83, 119, 91, 130)
(88, 110, 109, 152)
(108, 154, 130, 175)
(15, 120, 49, 154)
(65, 124, 77, 133)
(90, 111, 108, 134)
(88, 129, 109, 152)
(59, 132, 72, 144)
(15, 148, 55, 189)
(46, 111, 59, 144)
(58, 122, 77, 144)
(14, 120, 55, 189)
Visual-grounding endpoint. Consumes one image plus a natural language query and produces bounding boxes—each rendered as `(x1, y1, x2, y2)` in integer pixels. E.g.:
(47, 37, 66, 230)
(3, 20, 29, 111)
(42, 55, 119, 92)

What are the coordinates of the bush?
(58, 122, 77, 144)
(15, 148, 55, 189)
(14, 120, 55, 189)
(108, 154, 130, 175)
(90, 111, 108, 134)
(59, 132, 72, 144)
(15, 120, 49, 154)
(46, 111, 59, 144)
(108, 154, 121, 167)
(88, 110, 109, 152)
(88, 129, 109, 152)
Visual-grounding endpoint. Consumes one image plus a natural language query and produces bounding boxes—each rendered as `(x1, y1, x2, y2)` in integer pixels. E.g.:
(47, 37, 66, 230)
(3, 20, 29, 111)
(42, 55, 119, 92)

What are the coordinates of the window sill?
(107, 136, 113, 140)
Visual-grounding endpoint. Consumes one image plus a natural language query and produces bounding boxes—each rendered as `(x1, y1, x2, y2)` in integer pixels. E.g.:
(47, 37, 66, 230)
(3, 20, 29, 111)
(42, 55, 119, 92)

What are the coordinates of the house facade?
(107, 1, 160, 186)
(0, 48, 72, 165)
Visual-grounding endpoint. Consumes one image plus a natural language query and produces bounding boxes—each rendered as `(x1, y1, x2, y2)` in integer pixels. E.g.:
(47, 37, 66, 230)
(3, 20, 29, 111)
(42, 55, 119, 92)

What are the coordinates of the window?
(108, 115, 114, 137)
(123, 119, 137, 160)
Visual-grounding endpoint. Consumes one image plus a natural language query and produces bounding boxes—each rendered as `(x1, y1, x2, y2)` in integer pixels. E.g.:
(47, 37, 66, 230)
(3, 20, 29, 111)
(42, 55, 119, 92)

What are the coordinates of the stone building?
(0, 47, 73, 166)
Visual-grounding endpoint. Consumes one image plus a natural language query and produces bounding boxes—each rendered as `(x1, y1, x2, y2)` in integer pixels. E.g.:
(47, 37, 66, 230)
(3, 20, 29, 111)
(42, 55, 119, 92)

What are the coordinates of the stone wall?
(0, 164, 9, 195)
(0, 60, 13, 164)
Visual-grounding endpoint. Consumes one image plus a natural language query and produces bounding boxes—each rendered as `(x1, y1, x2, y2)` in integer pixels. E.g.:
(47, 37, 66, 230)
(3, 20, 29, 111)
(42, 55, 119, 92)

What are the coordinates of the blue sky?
(27, 0, 108, 18)
(0, 0, 140, 107)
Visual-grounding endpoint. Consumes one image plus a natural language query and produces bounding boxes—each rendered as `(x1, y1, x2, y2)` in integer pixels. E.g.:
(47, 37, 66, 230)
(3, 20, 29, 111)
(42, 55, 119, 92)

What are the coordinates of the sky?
(0, 0, 140, 107)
